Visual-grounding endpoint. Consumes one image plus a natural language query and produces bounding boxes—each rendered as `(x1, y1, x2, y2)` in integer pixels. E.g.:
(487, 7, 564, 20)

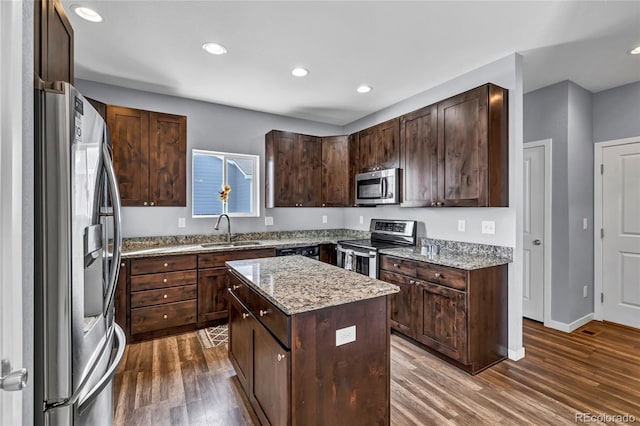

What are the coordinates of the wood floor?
(113, 320, 640, 425)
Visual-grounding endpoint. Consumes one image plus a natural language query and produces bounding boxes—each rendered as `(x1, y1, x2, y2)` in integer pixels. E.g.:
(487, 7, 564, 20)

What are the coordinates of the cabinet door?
(321, 136, 349, 207)
(267, 131, 297, 207)
(401, 105, 438, 207)
(107, 106, 150, 206)
(297, 134, 322, 207)
(358, 127, 378, 172)
(319, 244, 337, 266)
(437, 85, 489, 207)
(148, 112, 187, 207)
(253, 322, 290, 426)
(379, 270, 415, 337)
(197, 268, 229, 323)
(35, 0, 74, 84)
(376, 118, 400, 170)
(228, 294, 253, 393)
(416, 281, 467, 363)
(348, 134, 359, 206)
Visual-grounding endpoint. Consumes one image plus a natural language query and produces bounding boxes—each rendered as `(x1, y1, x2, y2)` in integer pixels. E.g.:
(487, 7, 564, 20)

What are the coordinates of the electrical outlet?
(481, 221, 496, 234)
(322, 215, 328, 224)
(178, 217, 186, 228)
(359, 215, 364, 225)
(458, 219, 466, 232)
(583, 285, 588, 298)
(265, 216, 274, 226)
(583, 218, 588, 230)
(335, 325, 356, 346)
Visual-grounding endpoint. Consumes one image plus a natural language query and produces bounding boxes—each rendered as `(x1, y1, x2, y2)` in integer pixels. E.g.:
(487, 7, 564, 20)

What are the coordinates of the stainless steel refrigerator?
(34, 82, 125, 425)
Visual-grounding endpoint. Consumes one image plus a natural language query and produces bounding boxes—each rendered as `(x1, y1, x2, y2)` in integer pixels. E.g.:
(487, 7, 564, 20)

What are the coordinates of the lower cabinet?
(379, 254, 507, 374)
(228, 292, 254, 393)
(197, 267, 229, 323)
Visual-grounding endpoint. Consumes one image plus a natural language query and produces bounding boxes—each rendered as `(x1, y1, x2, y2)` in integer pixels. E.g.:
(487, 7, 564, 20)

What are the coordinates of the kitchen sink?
(200, 241, 262, 248)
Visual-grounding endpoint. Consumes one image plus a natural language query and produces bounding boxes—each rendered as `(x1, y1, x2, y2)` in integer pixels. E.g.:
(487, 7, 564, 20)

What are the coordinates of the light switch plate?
(458, 219, 466, 232)
(322, 215, 328, 224)
(481, 221, 496, 234)
(359, 215, 364, 225)
(265, 216, 274, 226)
(583, 218, 588, 230)
(178, 217, 186, 228)
(335, 325, 356, 346)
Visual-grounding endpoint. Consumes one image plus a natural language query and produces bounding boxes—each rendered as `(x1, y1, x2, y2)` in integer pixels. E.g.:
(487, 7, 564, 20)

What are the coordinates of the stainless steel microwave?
(355, 168, 399, 205)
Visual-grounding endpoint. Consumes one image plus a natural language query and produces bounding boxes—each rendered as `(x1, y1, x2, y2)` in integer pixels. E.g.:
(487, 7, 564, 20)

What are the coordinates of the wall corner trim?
(508, 347, 525, 361)
(546, 313, 594, 333)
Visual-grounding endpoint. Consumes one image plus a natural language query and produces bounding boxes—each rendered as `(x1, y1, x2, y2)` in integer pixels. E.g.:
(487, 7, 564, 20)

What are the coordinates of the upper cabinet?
(400, 84, 508, 207)
(34, 0, 74, 85)
(356, 118, 400, 172)
(107, 105, 187, 207)
(437, 84, 508, 207)
(265, 130, 322, 208)
(321, 136, 350, 207)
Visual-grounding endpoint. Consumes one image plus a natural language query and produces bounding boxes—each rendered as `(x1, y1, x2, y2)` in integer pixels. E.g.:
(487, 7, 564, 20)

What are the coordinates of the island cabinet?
(107, 105, 187, 207)
(379, 254, 507, 374)
(356, 118, 400, 172)
(227, 256, 396, 425)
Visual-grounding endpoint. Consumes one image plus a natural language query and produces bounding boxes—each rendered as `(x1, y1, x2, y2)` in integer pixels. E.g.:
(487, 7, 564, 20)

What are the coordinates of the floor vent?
(580, 329, 600, 336)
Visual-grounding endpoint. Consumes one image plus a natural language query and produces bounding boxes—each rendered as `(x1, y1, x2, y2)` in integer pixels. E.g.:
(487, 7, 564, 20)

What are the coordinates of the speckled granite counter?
(121, 229, 369, 259)
(379, 246, 511, 270)
(226, 255, 399, 315)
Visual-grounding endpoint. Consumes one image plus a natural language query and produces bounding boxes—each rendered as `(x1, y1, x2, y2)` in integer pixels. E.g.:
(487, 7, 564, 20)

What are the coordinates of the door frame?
(593, 136, 640, 321)
(523, 139, 553, 327)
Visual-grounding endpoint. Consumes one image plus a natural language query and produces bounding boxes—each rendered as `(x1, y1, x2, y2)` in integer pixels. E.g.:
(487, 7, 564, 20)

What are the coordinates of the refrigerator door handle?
(77, 324, 126, 414)
(102, 141, 122, 317)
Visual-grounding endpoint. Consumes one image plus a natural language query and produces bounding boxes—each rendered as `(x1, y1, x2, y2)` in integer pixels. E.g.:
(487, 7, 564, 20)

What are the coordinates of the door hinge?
(600, 228, 604, 239)
(601, 293, 604, 303)
(600, 164, 604, 174)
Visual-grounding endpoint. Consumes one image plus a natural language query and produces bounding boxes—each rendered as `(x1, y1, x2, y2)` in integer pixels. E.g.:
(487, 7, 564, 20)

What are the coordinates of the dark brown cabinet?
(197, 268, 229, 323)
(436, 84, 508, 207)
(107, 105, 187, 207)
(400, 104, 438, 207)
(34, 0, 74, 85)
(356, 118, 400, 172)
(228, 293, 254, 393)
(321, 136, 349, 207)
(379, 254, 507, 374)
(265, 130, 322, 208)
(319, 243, 337, 266)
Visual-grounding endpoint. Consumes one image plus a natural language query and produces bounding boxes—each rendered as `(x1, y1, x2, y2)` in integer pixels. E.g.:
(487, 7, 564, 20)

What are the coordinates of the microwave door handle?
(102, 140, 122, 317)
(379, 179, 385, 198)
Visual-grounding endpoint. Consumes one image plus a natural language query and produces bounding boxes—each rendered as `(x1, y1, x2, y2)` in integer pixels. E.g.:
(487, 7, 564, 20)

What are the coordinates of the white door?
(601, 142, 640, 329)
(1, 0, 25, 423)
(522, 143, 546, 322)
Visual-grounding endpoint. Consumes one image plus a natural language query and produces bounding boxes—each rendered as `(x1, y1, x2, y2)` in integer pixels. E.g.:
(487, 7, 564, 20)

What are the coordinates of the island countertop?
(226, 255, 399, 315)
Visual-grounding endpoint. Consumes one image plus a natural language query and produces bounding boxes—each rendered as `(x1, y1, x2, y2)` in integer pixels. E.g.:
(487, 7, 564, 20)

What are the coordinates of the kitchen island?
(226, 255, 399, 426)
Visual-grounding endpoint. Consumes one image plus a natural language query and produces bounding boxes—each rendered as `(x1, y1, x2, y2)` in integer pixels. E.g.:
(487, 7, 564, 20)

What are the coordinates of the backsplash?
(419, 238, 513, 260)
(122, 228, 370, 251)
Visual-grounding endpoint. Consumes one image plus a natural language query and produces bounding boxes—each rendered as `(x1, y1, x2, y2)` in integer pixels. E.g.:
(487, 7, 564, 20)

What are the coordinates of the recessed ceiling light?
(202, 42, 227, 55)
(291, 67, 309, 77)
(72, 5, 103, 22)
(629, 45, 640, 55)
(356, 85, 372, 93)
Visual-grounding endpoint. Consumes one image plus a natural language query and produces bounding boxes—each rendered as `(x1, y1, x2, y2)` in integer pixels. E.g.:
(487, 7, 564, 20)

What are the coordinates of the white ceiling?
(63, 1, 640, 126)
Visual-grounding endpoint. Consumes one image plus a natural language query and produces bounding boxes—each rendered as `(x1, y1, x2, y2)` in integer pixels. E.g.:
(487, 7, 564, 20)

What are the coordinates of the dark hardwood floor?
(113, 320, 640, 425)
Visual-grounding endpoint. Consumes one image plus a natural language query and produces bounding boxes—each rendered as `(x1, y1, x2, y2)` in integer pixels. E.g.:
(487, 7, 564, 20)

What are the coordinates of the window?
(192, 149, 260, 217)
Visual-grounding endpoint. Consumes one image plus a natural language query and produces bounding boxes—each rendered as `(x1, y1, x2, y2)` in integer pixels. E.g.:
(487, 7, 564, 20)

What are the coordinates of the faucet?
(214, 214, 231, 243)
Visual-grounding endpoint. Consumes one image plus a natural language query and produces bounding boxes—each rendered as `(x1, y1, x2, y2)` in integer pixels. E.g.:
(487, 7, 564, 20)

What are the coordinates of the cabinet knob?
(163, 294, 168, 299)
(163, 278, 167, 283)
(259, 309, 269, 317)
(322, 203, 326, 207)
(434, 272, 441, 279)
(163, 314, 168, 319)
(393, 263, 400, 268)
(150, 202, 155, 206)
(409, 279, 416, 284)
(437, 202, 445, 207)
(242, 313, 249, 319)
(163, 263, 168, 267)
(120, 262, 125, 267)
(143, 201, 148, 206)
(277, 354, 286, 362)
(232, 284, 240, 290)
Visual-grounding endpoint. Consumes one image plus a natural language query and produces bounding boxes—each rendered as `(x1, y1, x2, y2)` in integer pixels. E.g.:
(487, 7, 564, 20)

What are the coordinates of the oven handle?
(337, 246, 376, 259)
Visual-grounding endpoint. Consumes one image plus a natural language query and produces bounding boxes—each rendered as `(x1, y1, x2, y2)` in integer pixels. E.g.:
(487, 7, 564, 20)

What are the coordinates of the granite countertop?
(379, 246, 511, 270)
(226, 256, 399, 315)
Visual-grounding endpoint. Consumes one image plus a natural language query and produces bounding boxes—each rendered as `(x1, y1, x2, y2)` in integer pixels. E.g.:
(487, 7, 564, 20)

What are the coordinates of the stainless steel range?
(337, 219, 417, 278)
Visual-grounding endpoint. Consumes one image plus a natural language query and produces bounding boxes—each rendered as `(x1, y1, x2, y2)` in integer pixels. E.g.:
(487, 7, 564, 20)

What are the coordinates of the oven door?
(337, 245, 377, 278)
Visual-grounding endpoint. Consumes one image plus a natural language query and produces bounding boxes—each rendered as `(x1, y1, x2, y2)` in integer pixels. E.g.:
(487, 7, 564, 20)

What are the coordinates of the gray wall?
(75, 79, 345, 237)
(593, 81, 640, 142)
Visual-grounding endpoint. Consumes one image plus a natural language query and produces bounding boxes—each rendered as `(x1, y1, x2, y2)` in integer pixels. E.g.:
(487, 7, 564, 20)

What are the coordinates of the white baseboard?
(508, 347, 525, 361)
(545, 313, 594, 333)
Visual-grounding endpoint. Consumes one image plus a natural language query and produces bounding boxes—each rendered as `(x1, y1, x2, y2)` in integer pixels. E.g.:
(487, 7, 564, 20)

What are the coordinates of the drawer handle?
(259, 309, 269, 317)
(434, 272, 441, 279)
(163, 263, 168, 267)
(163, 314, 168, 319)
(232, 285, 241, 290)
(242, 313, 249, 319)
(393, 263, 400, 268)
(409, 279, 415, 285)
(163, 294, 168, 299)
(277, 354, 286, 361)
(163, 278, 167, 283)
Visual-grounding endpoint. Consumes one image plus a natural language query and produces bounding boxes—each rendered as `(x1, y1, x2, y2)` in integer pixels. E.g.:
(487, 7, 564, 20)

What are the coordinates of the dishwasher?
(275, 245, 320, 260)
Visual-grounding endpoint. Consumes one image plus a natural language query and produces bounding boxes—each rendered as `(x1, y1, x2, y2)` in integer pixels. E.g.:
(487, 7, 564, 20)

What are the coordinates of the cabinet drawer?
(198, 248, 276, 268)
(228, 273, 252, 308)
(249, 292, 291, 349)
(130, 255, 197, 275)
(131, 284, 197, 308)
(416, 263, 466, 291)
(130, 270, 197, 291)
(379, 255, 417, 277)
(130, 300, 196, 335)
